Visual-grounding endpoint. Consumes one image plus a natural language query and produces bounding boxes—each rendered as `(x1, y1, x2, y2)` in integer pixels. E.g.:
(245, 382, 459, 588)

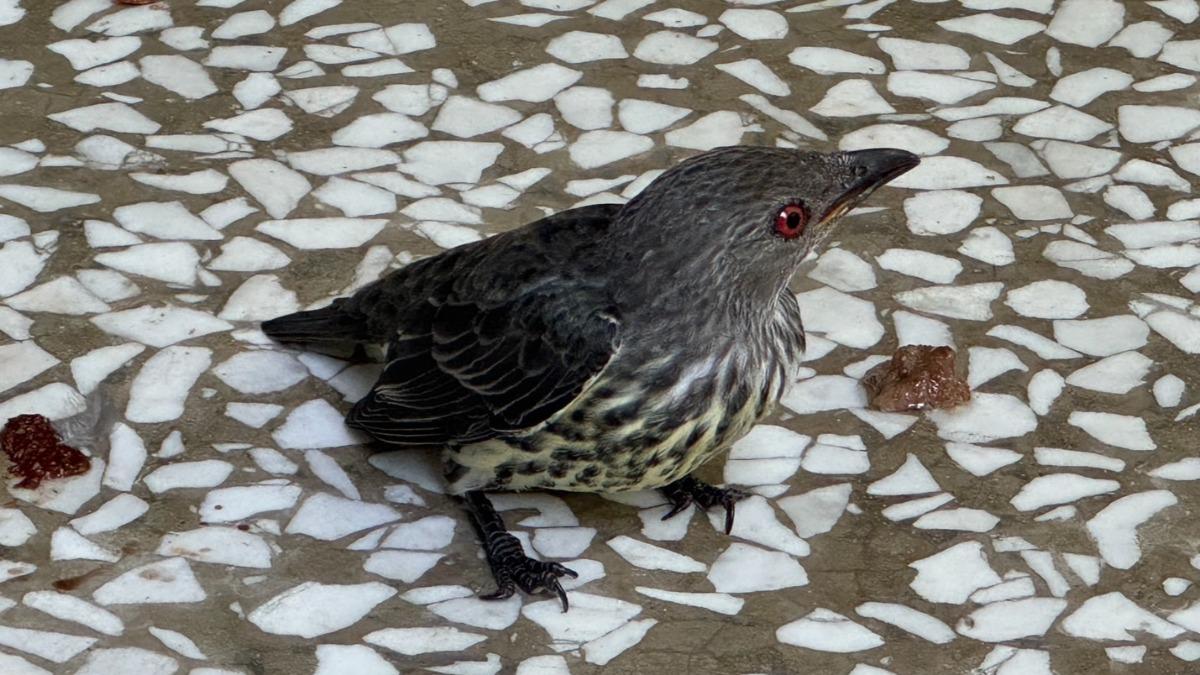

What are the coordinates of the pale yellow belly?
(443, 370, 778, 495)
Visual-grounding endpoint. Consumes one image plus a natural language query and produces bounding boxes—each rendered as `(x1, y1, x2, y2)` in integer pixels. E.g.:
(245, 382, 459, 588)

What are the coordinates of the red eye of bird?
(774, 204, 807, 239)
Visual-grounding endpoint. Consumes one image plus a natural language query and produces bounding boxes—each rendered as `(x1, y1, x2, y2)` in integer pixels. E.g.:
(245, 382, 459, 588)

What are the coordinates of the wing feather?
(344, 205, 623, 447)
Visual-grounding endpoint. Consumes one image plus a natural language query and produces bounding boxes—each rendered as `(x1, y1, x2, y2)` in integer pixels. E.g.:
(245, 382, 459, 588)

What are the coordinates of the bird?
(261, 145, 919, 611)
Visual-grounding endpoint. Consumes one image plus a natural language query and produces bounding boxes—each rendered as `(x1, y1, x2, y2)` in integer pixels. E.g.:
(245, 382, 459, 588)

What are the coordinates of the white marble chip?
(546, 30, 627, 63)
(200, 484, 302, 523)
(314, 645, 399, 675)
(478, 63, 581, 102)
(795, 287, 883, 348)
(707, 543, 807, 593)
(51, 527, 118, 562)
(426, 595, 521, 631)
(777, 484, 851, 538)
(891, 156, 1008, 190)
(523, 592, 641, 644)
(1053, 315, 1148, 357)
(992, 186, 1072, 221)
(1066, 592, 1185, 640)
(568, 130, 653, 169)
(93, 558, 206, 605)
(1035, 447, 1124, 472)
(286, 492, 400, 540)
(1014, 105, 1112, 142)
(847, 124, 948, 158)
(48, 102, 160, 134)
(1011, 474, 1121, 511)
(379, 515, 455, 551)
(140, 55, 217, 99)
(125, 346, 211, 423)
(23, 591, 123, 636)
(0, 185, 101, 212)
(1035, 140, 1119, 179)
(250, 582, 396, 638)
(367, 626, 487, 658)
(1051, 67, 1132, 106)
(607, 535, 705, 573)
(810, 80, 895, 117)
(203, 45, 286, 71)
(910, 541, 1002, 604)
(1119, 105, 1200, 143)
(868, 454, 940, 496)
(634, 587, 743, 615)
(400, 141, 503, 184)
(855, 602, 955, 644)
(777, 608, 883, 653)
(1087, 490, 1177, 569)
(1066, 352, 1151, 394)
(49, 36, 141, 70)
(788, 47, 884, 75)
(938, 13, 1044, 44)
(582, 618, 657, 665)
(1046, 0, 1125, 47)
(363, 551, 443, 583)
(148, 626, 206, 660)
(877, 37, 970, 70)
(888, 72, 994, 105)
(709, 495, 809, 556)
(633, 31, 717, 65)
(213, 351, 308, 394)
(1068, 412, 1155, 451)
(956, 598, 1067, 642)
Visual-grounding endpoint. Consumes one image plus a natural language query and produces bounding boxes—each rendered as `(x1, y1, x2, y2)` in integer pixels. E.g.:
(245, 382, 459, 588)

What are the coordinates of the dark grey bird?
(261, 145, 918, 610)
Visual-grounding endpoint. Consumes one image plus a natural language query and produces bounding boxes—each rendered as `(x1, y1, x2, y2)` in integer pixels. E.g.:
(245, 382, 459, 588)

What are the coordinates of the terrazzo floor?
(1, 0, 1200, 672)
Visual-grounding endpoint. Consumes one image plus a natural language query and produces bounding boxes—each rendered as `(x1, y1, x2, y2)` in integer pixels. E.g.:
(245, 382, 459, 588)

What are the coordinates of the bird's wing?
(346, 204, 624, 446)
(436, 280, 620, 432)
(347, 280, 621, 445)
(346, 331, 490, 446)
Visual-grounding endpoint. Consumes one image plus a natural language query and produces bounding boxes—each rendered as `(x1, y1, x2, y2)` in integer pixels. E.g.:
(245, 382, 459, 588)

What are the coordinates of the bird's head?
(613, 145, 919, 316)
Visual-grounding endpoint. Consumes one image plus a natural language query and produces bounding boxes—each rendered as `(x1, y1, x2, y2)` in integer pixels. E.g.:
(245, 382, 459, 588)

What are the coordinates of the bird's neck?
(614, 246, 797, 334)
(598, 211, 801, 331)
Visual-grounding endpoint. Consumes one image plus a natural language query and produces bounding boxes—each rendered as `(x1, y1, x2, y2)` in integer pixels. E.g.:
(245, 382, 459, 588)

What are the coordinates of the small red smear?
(1, 414, 91, 489)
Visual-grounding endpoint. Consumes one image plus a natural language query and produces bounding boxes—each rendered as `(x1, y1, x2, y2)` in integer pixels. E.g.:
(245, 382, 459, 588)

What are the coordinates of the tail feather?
(261, 304, 370, 345)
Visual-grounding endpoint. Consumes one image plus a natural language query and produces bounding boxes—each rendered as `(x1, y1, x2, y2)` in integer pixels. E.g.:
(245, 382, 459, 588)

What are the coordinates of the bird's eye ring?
(774, 203, 807, 239)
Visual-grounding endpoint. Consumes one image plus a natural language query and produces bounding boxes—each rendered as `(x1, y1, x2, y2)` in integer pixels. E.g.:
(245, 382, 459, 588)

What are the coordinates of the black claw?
(660, 493, 693, 521)
(482, 554, 577, 612)
(462, 491, 578, 611)
(659, 477, 748, 535)
(702, 486, 748, 534)
(550, 575, 570, 612)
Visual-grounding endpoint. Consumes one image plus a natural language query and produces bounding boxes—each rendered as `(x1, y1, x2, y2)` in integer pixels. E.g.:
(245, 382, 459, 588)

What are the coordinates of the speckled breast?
(444, 312, 803, 495)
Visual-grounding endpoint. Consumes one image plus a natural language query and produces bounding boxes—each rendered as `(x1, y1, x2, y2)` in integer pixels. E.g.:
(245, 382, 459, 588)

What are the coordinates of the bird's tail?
(261, 303, 370, 345)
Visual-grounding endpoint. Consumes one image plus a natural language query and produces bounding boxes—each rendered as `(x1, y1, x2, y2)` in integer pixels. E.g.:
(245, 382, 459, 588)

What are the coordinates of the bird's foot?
(480, 530, 578, 611)
(463, 491, 578, 612)
(660, 476, 749, 535)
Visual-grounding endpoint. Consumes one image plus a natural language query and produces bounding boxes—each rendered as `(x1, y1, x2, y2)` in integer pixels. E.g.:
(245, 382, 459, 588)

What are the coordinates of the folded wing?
(347, 279, 621, 446)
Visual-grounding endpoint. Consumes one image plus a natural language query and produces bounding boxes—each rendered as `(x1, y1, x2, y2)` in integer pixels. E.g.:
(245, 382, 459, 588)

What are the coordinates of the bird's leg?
(660, 476, 749, 535)
(462, 491, 578, 612)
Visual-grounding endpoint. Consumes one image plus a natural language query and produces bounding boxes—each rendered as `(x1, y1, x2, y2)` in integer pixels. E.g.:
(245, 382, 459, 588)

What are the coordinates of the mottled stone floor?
(1, 0, 1200, 673)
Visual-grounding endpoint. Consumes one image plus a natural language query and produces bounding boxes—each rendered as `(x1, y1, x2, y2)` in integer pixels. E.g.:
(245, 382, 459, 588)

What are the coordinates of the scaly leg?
(660, 476, 749, 535)
(462, 491, 578, 611)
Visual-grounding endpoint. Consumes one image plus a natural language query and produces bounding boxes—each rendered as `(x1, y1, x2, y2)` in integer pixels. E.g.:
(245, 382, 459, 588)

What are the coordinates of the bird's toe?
(481, 555, 578, 612)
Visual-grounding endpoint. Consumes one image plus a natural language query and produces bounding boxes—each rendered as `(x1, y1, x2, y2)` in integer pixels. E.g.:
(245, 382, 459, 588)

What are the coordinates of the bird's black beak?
(817, 148, 921, 225)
